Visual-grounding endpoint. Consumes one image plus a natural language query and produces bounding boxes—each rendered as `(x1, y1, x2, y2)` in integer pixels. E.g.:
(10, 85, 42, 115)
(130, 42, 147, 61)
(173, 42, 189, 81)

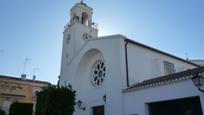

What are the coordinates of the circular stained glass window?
(91, 60, 106, 87)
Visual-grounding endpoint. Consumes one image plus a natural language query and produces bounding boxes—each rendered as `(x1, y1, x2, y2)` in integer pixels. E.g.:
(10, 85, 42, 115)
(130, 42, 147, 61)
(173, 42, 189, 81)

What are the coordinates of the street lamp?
(192, 74, 204, 93)
(103, 94, 106, 103)
(77, 100, 85, 111)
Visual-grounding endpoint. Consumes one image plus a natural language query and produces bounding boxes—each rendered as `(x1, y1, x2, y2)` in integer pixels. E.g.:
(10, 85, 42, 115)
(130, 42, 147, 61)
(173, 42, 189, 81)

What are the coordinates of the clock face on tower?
(83, 33, 89, 41)
(91, 60, 106, 87)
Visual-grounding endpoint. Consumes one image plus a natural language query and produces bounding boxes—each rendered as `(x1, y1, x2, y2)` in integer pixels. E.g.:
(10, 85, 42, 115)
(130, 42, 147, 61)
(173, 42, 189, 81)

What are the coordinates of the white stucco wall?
(126, 42, 197, 85)
(60, 34, 201, 115)
(60, 36, 127, 115)
(124, 79, 204, 115)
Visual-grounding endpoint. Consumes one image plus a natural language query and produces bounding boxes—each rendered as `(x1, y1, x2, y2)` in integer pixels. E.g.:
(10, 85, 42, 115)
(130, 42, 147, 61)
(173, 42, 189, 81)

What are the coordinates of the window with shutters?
(163, 61, 175, 75)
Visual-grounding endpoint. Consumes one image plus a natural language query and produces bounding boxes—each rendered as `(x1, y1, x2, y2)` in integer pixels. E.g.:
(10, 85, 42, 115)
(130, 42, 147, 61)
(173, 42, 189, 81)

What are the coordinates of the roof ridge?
(0, 75, 50, 84)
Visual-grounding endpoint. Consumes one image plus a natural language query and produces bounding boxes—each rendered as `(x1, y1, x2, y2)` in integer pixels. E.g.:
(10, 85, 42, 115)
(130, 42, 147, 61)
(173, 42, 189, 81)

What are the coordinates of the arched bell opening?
(81, 12, 89, 26)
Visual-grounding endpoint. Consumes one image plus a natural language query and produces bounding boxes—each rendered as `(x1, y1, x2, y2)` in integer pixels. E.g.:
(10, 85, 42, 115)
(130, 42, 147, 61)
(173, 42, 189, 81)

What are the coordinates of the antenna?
(33, 68, 39, 81)
(185, 52, 189, 60)
(33, 68, 39, 75)
(22, 58, 31, 74)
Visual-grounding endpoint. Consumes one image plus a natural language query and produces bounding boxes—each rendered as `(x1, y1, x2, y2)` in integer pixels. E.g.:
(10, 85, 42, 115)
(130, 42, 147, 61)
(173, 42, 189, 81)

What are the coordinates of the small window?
(163, 61, 175, 75)
(66, 34, 70, 44)
(66, 52, 68, 59)
(16, 87, 23, 92)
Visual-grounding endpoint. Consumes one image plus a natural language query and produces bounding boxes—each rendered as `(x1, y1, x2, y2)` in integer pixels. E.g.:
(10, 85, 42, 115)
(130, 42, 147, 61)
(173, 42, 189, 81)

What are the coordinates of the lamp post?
(103, 94, 106, 103)
(191, 74, 204, 93)
(77, 100, 85, 111)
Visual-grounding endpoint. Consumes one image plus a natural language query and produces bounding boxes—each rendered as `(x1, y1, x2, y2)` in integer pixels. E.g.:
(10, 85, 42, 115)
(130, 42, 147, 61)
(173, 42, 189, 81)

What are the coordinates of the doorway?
(148, 96, 203, 115)
(92, 105, 104, 115)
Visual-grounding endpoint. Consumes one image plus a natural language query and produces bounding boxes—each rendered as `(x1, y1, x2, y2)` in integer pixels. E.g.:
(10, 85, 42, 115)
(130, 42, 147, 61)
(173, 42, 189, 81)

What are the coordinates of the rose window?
(91, 60, 106, 87)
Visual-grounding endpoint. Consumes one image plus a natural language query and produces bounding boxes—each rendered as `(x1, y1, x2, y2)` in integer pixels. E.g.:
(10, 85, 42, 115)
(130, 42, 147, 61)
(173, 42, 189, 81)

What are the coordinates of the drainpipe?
(124, 39, 129, 87)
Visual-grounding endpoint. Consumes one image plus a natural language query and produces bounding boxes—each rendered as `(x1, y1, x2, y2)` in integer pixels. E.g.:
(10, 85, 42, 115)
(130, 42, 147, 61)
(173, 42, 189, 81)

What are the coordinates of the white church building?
(59, 2, 204, 115)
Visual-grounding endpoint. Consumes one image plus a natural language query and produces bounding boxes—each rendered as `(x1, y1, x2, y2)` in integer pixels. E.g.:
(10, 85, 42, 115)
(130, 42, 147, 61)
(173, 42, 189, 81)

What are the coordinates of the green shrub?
(9, 102, 33, 115)
(35, 84, 76, 115)
(0, 109, 5, 115)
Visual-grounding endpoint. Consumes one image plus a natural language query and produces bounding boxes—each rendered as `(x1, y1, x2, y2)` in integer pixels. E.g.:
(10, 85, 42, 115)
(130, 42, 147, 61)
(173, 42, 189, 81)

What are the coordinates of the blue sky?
(0, 0, 203, 84)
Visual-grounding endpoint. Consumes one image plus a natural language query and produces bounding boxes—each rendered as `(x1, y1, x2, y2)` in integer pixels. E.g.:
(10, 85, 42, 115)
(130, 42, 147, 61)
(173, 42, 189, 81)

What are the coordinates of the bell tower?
(61, 1, 98, 66)
(70, 1, 93, 28)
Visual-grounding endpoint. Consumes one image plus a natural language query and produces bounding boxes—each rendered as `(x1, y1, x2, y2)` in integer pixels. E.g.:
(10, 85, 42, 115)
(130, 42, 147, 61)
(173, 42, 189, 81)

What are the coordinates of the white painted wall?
(126, 43, 197, 85)
(60, 36, 126, 115)
(60, 33, 201, 115)
(124, 79, 204, 115)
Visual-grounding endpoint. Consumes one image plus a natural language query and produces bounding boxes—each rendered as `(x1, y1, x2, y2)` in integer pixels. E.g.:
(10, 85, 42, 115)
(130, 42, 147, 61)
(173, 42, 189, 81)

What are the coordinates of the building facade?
(0, 75, 49, 115)
(190, 60, 204, 66)
(60, 2, 204, 115)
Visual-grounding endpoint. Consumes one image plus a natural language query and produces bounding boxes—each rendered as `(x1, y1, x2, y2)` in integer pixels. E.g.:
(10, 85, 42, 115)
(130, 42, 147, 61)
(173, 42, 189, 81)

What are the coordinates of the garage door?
(148, 96, 203, 115)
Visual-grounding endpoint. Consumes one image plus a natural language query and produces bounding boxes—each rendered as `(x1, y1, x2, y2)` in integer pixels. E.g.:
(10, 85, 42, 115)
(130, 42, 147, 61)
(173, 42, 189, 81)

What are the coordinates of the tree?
(35, 84, 76, 115)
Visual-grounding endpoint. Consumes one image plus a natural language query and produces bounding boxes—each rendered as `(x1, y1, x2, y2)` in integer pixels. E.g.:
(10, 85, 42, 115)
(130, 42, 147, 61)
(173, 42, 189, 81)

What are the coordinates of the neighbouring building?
(0, 75, 49, 115)
(190, 60, 204, 66)
(59, 2, 204, 115)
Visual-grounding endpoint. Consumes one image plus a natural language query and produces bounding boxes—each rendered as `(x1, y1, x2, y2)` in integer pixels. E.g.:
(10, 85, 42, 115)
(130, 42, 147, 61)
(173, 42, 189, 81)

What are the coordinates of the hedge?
(0, 109, 5, 115)
(35, 84, 76, 115)
(9, 102, 33, 115)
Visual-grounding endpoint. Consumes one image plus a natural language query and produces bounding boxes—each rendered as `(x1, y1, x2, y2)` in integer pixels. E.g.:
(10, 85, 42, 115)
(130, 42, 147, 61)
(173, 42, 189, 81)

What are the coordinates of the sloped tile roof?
(124, 66, 204, 93)
(0, 75, 50, 85)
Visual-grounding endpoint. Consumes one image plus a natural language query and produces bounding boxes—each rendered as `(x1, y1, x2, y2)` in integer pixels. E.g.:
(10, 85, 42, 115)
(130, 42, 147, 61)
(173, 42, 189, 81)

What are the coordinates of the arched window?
(81, 12, 88, 26)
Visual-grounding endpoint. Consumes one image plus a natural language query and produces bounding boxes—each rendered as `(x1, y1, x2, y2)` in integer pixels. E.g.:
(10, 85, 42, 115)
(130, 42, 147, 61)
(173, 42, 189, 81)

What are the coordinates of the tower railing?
(64, 17, 98, 31)
(92, 22, 98, 30)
